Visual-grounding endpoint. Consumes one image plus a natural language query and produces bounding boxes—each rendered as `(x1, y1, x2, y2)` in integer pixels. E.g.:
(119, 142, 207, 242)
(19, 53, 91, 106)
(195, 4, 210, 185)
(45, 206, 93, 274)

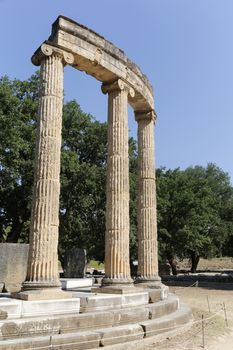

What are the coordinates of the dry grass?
(178, 257, 233, 271)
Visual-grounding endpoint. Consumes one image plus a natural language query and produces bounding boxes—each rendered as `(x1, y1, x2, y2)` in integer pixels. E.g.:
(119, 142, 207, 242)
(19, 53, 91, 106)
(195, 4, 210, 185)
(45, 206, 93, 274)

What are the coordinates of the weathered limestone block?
(113, 306, 149, 325)
(75, 291, 148, 313)
(0, 244, 29, 292)
(51, 331, 101, 350)
(62, 247, 87, 278)
(0, 336, 51, 350)
(0, 298, 22, 319)
(51, 16, 154, 111)
(51, 311, 116, 334)
(140, 304, 192, 337)
(147, 296, 179, 319)
(96, 324, 144, 347)
(61, 278, 93, 290)
(0, 297, 80, 320)
(147, 286, 169, 303)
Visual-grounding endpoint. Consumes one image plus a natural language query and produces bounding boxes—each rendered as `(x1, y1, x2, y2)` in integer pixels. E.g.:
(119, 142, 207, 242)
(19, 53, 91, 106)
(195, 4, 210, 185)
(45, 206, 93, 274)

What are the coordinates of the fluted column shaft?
(135, 111, 160, 282)
(102, 79, 134, 285)
(23, 46, 69, 289)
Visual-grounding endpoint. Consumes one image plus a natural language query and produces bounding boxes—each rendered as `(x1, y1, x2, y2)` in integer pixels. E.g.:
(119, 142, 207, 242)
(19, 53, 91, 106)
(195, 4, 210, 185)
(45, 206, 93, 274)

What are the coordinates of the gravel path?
(151, 286, 233, 350)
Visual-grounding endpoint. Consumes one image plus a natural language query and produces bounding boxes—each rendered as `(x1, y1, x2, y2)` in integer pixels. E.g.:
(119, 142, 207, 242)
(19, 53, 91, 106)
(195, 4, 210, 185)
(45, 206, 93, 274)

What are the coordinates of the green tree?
(59, 100, 108, 262)
(0, 74, 109, 259)
(0, 74, 39, 242)
(0, 74, 138, 265)
(157, 164, 233, 273)
(59, 101, 138, 263)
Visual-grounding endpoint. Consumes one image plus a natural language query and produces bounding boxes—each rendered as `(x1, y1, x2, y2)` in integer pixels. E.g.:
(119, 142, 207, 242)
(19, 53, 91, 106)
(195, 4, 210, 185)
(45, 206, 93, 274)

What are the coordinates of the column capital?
(31, 42, 74, 66)
(102, 79, 135, 98)
(135, 110, 157, 123)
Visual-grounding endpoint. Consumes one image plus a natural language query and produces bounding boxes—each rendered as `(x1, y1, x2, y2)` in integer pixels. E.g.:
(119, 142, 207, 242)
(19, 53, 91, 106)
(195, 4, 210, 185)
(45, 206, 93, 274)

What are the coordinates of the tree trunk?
(190, 252, 200, 273)
(6, 220, 23, 243)
(168, 257, 178, 275)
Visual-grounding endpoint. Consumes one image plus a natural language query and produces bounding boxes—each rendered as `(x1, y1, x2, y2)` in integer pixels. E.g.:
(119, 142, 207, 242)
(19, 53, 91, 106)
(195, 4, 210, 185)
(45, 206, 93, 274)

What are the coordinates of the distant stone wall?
(0, 243, 29, 292)
(162, 274, 233, 290)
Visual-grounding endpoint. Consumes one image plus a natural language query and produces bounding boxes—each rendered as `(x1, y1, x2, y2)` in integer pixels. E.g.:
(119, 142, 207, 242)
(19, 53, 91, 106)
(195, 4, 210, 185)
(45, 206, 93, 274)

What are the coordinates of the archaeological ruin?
(0, 16, 192, 350)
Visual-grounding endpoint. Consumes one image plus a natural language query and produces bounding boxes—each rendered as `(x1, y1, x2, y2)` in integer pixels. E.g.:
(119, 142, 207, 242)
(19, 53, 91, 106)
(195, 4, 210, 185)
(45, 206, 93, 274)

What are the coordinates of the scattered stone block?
(61, 278, 92, 290)
(63, 247, 87, 278)
(0, 243, 29, 293)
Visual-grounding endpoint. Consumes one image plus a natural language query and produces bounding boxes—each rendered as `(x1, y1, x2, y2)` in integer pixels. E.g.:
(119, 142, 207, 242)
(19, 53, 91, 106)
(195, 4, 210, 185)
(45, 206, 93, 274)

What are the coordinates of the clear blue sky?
(1, 1, 233, 182)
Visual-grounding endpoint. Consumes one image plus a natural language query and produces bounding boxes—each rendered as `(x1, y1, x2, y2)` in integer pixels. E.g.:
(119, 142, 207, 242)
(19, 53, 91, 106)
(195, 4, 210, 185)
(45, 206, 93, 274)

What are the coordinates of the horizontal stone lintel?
(31, 16, 155, 111)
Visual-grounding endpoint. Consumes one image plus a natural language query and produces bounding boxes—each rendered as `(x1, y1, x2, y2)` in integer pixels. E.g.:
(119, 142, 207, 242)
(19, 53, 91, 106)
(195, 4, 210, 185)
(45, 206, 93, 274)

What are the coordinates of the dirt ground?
(149, 286, 233, 350)
(176, 257, 233, 271)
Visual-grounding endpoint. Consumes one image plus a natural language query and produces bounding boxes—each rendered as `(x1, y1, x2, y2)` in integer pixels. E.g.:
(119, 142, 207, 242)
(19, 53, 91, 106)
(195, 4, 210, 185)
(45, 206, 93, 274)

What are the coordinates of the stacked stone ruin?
(0, 16, 192, 350)
(23, 16, 161, 292)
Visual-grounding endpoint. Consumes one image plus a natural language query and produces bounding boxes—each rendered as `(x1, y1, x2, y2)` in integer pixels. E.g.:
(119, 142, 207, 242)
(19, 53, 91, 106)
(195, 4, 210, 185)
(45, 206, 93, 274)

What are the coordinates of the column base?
(93, 276, 143, 294)
(101, 277, 133, 286)
(93, 285, 146, 294)
(22, 279, 61, 290)
(134, 275, 161, 288)
(134, 277, 169, 301)
(12, 288, 72, 301)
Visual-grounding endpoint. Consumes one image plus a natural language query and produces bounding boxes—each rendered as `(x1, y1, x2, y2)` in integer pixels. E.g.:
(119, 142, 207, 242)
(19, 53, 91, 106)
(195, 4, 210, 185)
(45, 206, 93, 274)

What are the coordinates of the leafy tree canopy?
(1, 73, 233, 272)
(0, 73, 138, 263)
(0, 74, 39, 243)
(157, 164, 233, 272)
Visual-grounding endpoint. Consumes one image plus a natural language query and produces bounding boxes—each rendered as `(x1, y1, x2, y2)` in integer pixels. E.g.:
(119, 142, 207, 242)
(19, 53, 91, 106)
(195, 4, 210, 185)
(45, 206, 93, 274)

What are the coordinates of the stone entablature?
(45, 16, 154, 112)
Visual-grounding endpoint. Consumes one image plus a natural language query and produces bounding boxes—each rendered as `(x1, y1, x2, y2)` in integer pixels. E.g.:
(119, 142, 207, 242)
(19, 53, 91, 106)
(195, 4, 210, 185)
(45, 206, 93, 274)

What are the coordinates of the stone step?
(74, 291, 149, 312)
(0, 303, 192, 350)
(140, 303, 193, 337)
(0, 297, 80, 319)
(94, 323, 144, 347)
(0, 294, 179, 340)
(147, 293, 179, 319)
(0, 295, 178, 339)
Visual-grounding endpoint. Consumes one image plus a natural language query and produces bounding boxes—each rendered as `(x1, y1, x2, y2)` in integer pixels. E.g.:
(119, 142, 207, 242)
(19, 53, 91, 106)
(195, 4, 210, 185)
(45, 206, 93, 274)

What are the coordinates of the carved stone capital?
(31, 43, 74, 66)
(135, 110, 157, 123)
(102, 79, 135, 98)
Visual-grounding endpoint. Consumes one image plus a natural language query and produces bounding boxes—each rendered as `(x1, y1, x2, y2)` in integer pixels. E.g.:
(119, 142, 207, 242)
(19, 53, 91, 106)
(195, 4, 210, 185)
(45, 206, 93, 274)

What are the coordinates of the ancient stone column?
(101, 79, 134, 287)
(135, 110, 161, 285)
(23, 44, 73, 290)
